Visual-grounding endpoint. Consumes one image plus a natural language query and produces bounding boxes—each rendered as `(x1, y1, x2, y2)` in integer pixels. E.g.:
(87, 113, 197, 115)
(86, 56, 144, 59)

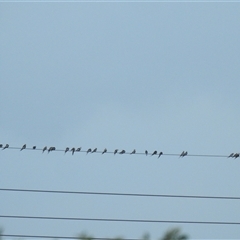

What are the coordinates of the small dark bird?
(234, 153, 239, 158)
(2, 144, 9, 150)
(184, 151, 188, 157)
(228, 153, 234, 158)
(20, 144, 26, 151)
(158, 152, 163, 158)
(42, 146, 47, 153)
(114, 149, 118, 155)
(179, 151, 185, 157)
(87, 148, 92, 154)
(76, 147, 81, 152)
(102, 148, 107, 154)
(33, 146, 36, 149)
(152, 150, 157, 156)
(92, 148, 97, 153)
(0, 144, 3, 148)
(145, 150, 148, 156)
(71, 148, 75, 155)
(48, 147, 52, 153)
(130, 149, 136, 154)
(65, 147, 69, 154)
(119, 150, 125, 154)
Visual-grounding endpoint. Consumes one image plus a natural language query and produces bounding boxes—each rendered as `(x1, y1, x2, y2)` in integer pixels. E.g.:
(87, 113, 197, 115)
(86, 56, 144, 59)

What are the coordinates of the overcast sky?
(1, 2, 240, 239)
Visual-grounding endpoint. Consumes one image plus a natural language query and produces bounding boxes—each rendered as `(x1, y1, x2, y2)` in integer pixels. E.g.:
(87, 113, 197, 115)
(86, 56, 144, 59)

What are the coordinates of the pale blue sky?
(1, 2, 240, 239)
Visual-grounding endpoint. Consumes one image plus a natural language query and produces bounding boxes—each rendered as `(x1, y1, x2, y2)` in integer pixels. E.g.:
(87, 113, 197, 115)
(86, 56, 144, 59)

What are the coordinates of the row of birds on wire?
(1, 143, 240, 158)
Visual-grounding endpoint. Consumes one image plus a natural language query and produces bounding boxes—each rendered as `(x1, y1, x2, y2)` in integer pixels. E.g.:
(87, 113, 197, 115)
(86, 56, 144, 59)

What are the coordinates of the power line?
(0, 145, 239, 159)
(1, 215, 240, 225)
(1, 188, 240, 200)
(1, 234, 139, 240)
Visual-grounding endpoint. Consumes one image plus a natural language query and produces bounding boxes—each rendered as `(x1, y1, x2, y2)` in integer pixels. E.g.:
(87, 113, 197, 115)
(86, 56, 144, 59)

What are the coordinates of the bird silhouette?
(42, 146, 47, 153)
(152, 150, 157, 156)
(92, 148, 97, 153)
(20, 144, 26, 151)
(119, 150, 125, 154)
(158, 152, 163, 158)
(145, 150, 148, 156)
(0, 144, 2, 148)
(184, 151, 188, 157)
(2, 144, 9, 150)
(33, 146, 36, 149)
(87, 148, 92, 154)
(130, 149, 136, 154)
(64, 147, 69, 154)
(179, 151, 185, 157)
(114, 149, 118, 155)
(102, 148, 107, 154)
(228, 153, 234, 158)
(76, 147, 81, 152)
(71, 148, 75, 155)
(234, 153, 239, 158)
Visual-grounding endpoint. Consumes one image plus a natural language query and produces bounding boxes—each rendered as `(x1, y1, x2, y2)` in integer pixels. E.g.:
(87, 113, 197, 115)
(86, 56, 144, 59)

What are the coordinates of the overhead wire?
(1, 188, 240, 200)
(1, 215, 240, 225)
(0, 145, 239, 158)
(0, 234, 140, 240)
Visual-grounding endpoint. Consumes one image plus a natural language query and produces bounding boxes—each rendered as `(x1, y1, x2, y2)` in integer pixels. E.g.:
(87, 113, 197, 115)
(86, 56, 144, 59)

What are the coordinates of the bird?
(0, 144, 3, 148)
(158, 152, 163, 158)
(179, 151, 185, 157)
(119, 150, 125, 154)
(87, 148, 92, 154)
(64, 147, 69, 154)
(33, 146, 36, 149)
(92, 148, 97, 153)
(71, 148, 75, 155)
(234, 153, 239, 158)
(2, 144, 9, 150)
(152, 150, 157, 156)
(102, 148, 107, 154)
(48, 147, 52, 153)
(183, 151, 188, 157)
(114, 149, 118, 155)
(42, 146, 47, 153)
(20, 144, 26, 151)
(228, 153, 234, 158)
(76, 147, 81, 152)
(145, 150, 148, 156)
(130, 149, 136, 154)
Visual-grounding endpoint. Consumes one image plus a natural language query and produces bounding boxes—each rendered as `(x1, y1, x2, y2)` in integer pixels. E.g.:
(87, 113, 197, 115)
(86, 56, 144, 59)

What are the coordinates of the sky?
(1, 1, 240, 239)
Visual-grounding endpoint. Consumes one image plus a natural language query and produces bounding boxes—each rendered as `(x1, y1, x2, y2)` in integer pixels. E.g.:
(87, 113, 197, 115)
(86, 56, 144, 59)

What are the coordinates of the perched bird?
(71, 148, 75, 155)
(48, 147, 55, 153)
(64, 147, 69, 154)
(228, 153, 234, 158)
(184, 151, 188, 157)
(0, 144, 3, 148)
(145, 150, 148, 156)
(179, 151, 185, 157)
(92, 148, 97, 153)
(76, 147, 81, 152)
(102, 148, 107, 154)
(42, 146, 47, 153)
(20, 144, 26, 151)
(158, 152, 163, 158)
(234, 153, 239, 158)
(114, 149, 118, 155)
(119, 150, 125, 154)
(87, 148, 92, 154)
(130, 149, 136, 154)
(2, 144, 9, 150)
(33, 146, 36, 150)
(152, 150, 157, 156)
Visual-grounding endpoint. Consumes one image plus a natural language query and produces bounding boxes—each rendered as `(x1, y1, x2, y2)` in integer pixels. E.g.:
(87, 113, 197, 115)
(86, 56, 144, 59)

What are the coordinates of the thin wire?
(1, 215, 240, 225)
(0, 146, 236, 158)
(1, 234, 139, 240)
(1, 188, 240, 200)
